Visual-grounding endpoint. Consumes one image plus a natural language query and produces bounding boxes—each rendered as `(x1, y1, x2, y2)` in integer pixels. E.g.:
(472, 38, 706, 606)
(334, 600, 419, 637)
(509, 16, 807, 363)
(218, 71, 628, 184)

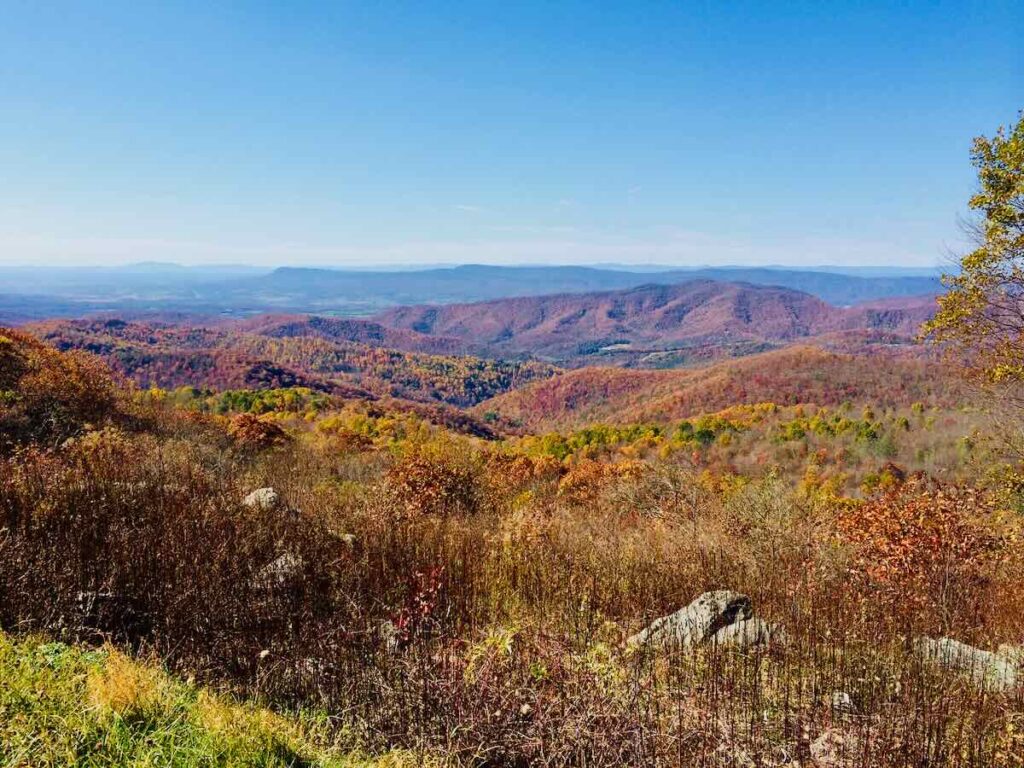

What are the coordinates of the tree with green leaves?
(925, 111, 1024, 384)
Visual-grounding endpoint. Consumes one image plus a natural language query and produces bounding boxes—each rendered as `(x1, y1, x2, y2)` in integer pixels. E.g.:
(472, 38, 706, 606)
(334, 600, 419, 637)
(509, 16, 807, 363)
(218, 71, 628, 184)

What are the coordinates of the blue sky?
(1, 1, 1020, 268)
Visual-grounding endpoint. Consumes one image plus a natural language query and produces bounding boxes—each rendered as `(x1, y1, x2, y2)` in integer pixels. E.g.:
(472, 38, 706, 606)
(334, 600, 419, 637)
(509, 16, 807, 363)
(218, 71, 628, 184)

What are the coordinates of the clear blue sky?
(1, 1, 1021, 268)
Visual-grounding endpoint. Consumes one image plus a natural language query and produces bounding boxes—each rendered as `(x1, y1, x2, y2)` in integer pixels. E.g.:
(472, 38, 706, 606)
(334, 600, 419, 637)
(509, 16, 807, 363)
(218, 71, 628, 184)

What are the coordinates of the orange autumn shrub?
(383, 442, 484, 518)
(0, 327, 121, 450)
(557, 459, 648, 506)
(836, 477, 1014, 634)
(485, 452, 564, 498)
(227, 412, 291, 451)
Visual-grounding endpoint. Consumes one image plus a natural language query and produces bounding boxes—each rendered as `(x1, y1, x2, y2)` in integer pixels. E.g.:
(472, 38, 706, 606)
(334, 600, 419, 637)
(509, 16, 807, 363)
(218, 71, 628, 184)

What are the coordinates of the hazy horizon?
(0, 260, 945, 274)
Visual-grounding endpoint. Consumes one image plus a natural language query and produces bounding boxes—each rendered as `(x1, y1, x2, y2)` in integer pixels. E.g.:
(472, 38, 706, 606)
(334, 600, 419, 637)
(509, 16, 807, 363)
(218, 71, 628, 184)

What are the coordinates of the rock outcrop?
(710, 617, 786, 649)
(253, 552, 303, 587)
(627, 590, 753, 650)
(914, 636, 1019, 691)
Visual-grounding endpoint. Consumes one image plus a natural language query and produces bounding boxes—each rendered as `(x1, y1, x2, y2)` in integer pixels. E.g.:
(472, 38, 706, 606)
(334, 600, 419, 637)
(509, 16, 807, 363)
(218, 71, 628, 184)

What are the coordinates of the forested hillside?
(27, 317, 556, 408)
(474, 345, 967, 430)
(375, 281, 936, 364)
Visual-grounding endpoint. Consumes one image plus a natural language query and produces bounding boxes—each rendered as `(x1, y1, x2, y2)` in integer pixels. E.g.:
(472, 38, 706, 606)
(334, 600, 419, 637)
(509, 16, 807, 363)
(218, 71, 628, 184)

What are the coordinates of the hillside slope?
(26, 316, 556, 408)
(232, 314, 469, 355)
(473, 345, 966, 430)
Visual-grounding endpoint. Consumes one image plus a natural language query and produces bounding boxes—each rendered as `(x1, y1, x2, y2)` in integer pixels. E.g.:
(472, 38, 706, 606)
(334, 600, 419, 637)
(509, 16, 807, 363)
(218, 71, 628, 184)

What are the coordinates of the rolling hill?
(472, 345, 967, 431)
(25, 316, 556, 409)
(229, 314, 469, 355)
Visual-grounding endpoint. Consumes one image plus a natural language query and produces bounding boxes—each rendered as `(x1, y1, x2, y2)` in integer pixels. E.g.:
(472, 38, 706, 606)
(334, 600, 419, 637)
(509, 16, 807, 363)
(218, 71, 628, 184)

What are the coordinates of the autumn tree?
(925, 111, 1024, 385)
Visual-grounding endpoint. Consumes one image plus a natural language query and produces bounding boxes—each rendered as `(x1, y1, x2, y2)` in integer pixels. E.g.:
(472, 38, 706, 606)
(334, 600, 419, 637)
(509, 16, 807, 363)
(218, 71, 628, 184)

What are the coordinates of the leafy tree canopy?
(926, 111, 1024, 383)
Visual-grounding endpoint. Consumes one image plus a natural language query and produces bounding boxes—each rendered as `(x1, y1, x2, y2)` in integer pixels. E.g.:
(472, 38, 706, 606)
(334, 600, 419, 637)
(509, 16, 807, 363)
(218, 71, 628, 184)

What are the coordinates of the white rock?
(627, 590, 752, 650)
(254, 552, 303, 586)
(915, 636, 1018, 691)
(997, 644, 1024, 667)
(830, 690, 855, 714)
(243, 487, 279, 510)
(710, 617, 786, 649)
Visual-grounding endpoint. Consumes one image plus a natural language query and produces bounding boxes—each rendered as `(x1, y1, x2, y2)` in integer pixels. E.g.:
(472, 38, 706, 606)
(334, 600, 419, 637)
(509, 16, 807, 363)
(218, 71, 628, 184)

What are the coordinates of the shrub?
(0, 328, 121, 450)
(227, 412, 291, 451)
(836, 478, 1015, 634)
(382, 440, 485, 518)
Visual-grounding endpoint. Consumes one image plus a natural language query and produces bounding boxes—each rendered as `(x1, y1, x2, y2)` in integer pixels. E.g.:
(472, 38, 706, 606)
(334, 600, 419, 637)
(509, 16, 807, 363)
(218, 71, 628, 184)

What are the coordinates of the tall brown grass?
(1, 418, 1022, 765)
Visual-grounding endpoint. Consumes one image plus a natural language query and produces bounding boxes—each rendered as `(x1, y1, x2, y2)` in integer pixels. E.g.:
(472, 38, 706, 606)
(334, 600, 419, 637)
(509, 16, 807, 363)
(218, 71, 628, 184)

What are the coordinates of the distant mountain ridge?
(374, 281, 937, 364)
(0, 263, 941, 318)
(240, 264, 940, 308)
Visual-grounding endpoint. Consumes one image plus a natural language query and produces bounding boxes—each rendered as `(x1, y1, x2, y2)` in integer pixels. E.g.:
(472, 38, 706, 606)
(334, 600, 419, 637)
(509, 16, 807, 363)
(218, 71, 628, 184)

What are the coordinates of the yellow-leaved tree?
(925, 111, 1024, 384)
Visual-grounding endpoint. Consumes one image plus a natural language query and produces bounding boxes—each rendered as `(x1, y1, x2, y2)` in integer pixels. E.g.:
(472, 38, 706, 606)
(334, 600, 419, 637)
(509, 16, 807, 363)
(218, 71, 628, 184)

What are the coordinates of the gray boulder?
(243, 487, 279, 510)
(998, 644, 1024, 668)
(914, 636, 1018, 691)
(628, 590, 752, 650)
(253, 552, 303, 587)
(710, 617, 786, 649)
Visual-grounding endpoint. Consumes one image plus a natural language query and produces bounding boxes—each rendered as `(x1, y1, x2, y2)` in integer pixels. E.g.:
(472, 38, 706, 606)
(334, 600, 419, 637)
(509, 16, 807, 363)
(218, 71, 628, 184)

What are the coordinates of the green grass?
(0, 632, 438, 768)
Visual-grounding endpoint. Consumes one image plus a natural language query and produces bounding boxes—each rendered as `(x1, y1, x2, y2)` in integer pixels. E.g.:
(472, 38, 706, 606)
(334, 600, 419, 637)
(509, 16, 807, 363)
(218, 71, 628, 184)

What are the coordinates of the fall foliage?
(925, 111, 1024, 386)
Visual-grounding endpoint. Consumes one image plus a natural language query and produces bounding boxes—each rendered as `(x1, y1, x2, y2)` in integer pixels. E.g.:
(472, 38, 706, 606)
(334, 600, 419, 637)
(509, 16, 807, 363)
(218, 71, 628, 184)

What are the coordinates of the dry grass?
(87, 647, 169, 722)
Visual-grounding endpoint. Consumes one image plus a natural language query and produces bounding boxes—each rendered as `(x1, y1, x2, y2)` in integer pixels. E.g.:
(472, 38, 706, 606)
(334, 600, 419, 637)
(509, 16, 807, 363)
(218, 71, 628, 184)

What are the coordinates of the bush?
(382, 441, 485, 518)
(0, 328, 121, 450)
(836, 477, 1017, 634)
(227, 412, 292, 451)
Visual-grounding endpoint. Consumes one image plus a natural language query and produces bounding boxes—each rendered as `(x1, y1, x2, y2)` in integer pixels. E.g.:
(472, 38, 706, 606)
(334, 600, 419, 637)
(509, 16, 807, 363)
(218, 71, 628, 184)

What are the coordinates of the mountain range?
(0, 263, 941, 318)
(375, 281, 937, 364)
(234, 264, 940, 309)
(9, 270, 952, 437)
(18, 277, 938, 392)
